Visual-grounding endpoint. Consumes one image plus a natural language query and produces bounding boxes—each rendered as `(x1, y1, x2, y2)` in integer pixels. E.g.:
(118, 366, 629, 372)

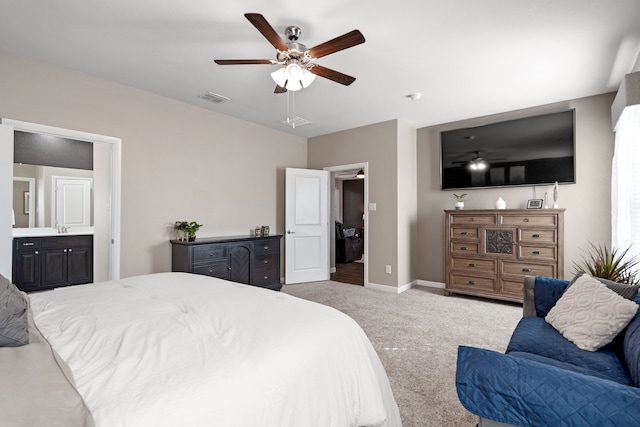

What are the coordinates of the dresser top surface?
(444, 208, 565, 214)
(170, 235, 282, 246)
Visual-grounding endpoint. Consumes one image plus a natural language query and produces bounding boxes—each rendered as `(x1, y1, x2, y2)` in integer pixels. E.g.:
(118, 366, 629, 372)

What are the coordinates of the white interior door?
(285, 168, 329, 284)
(54, 177, 92, 227)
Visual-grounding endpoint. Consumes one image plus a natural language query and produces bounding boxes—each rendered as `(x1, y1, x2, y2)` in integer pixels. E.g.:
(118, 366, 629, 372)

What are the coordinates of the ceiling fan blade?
(274, 85, 287, 94)
(310, 65, 356, 86)
(308, 30, 365, 59)
(244, 13, 289, 52)
(214, 59, 273, 65)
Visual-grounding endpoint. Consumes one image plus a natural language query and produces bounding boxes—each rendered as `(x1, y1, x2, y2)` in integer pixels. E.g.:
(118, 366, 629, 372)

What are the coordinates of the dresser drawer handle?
(532, 234, 541, 238)
(263, 260, 269, 264)
(22, 242, 35, 246)
(208, 252, 214, 256)
(208, 268, 214, 273)
(460, 231, 468, 236)
(522, 268, 532, 272)
(468, 263, 477, 267)
(524, 218, 530, 222)
(263, 246, 269, 251)
(263, 275, 269, 280)
(461, 246, 468, 250)
(532, 251, 541, 255)
(468, 280, 476, 285)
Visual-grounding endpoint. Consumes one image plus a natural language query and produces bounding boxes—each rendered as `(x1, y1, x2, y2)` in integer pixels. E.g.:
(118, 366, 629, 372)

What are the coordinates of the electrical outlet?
(385, 265, 392, 274)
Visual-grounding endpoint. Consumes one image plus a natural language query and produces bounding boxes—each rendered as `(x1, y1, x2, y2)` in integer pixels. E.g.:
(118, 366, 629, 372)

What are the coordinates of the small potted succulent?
(453, 193, 467, 210)
(174, 221, 203, 242)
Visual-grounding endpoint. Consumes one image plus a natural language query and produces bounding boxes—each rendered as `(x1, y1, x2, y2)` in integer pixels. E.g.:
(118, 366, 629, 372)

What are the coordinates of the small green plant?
(453, 193, 467, 201)
(174, 221, 203, 241)
(573, 242, 640, 287)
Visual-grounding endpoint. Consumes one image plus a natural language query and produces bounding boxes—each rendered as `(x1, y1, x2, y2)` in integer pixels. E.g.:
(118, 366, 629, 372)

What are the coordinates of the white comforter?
(30, 273, 401, 427)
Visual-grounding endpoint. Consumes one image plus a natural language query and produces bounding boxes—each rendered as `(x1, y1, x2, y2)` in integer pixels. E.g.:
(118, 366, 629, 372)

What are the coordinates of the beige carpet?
(282, 281, 522, 427)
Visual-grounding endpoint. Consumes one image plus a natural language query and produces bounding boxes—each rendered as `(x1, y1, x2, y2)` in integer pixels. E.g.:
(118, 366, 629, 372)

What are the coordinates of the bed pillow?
(0, 274, 29, 347)
(545, 274, 638, 351)
(568, 271, 638, 300)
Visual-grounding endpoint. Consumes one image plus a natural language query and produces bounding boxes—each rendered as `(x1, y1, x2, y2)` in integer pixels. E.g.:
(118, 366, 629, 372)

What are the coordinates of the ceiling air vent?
(198, 92, 230, 104)
(281, 116, 312, 129)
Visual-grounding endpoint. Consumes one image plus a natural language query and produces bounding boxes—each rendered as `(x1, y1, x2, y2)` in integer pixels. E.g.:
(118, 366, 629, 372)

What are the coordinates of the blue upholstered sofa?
(456, 275, 640, 427)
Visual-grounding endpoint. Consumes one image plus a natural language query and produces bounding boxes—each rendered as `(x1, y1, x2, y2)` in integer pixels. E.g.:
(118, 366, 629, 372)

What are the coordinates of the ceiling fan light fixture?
(271, 63, 316, 91)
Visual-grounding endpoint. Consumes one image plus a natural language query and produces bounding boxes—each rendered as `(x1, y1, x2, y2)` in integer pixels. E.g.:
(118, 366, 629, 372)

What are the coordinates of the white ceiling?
(1, 0, 639, 139)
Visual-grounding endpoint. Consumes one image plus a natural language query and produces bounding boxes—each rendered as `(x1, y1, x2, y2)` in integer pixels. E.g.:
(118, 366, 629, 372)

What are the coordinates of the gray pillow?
(569, 272, 639, 300)
(0, 274, 29, 347)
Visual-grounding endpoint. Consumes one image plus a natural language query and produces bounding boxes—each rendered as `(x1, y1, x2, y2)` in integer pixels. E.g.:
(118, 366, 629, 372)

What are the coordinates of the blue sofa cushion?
(623, 296, 640, 387)
(506, 317, 631, 385)
(533, 276, 569, 317)
(456, 346, 640, 427)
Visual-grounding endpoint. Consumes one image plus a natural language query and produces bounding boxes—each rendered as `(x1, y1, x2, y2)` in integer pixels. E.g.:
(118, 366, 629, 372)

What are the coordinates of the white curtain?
(612, 104, 640, 259)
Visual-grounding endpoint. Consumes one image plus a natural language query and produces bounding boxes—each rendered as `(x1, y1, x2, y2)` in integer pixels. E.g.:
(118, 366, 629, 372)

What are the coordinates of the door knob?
(287, 230, 295, 234)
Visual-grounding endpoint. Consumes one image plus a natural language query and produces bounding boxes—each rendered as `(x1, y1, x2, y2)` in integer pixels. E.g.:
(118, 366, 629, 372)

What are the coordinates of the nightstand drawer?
(254, 253, 279, 268)
(253, 240, 279, 255)
(193, 245, 227, 262)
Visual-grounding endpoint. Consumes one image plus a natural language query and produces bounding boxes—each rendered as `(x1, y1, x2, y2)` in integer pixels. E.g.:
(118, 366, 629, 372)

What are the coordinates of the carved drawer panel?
(518, 228, 557, 244)
(501, 261, 555, 277)
(451, 242, 479, 255)
(451, 215, 496, 225)
(499, 214, 557, 227)
(518, 245, 557, 261)
(450, 273, 495, 293)
(451, 257, 497, 273)
(451, 227, 479, 240)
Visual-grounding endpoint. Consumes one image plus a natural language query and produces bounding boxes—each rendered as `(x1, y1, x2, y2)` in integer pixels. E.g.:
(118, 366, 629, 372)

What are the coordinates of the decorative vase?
(455, 201, 464, 210)
(495, 197, 506, 209)
(177, 229, 188, 242)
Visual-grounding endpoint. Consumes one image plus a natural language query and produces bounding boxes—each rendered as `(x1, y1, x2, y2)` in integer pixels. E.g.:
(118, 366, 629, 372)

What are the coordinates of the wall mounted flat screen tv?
(440, 109, 575, 190)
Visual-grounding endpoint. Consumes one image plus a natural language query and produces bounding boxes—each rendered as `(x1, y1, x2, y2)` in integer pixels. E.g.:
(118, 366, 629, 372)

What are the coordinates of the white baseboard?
(415, 280, 445, 289)
(365, 280, 414, 293)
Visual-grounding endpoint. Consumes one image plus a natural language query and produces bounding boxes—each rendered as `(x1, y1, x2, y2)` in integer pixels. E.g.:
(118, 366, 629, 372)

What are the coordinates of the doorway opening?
(324, 163, 367, 287)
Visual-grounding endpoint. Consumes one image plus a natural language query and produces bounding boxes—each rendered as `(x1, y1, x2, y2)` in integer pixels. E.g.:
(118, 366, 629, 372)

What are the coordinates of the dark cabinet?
(171, 235, 282, 291)
(13, 235, 93, 292)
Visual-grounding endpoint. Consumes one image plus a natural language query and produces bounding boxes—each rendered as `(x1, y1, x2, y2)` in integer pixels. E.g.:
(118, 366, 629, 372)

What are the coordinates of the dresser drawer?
(518, 228, 557, 244)
(450, 227, 479, 240)
(500, 279, 524, 301)
(254, 253, 279, 269)
(500, 214, 557, 227)
(193, 260, 228, 279)
(252, 267, 279, 287)
(449, 273, 495, 293)
(193, 245, 227, 263)
(518, 245, 557, 261)
(14, 238, 42, 251)
(501, 261, 555, 277)
(451, 257, 497, 274)
(451, 215, 496, 225)
(253, 239, 279, 255)
(451, 242, 479, 255)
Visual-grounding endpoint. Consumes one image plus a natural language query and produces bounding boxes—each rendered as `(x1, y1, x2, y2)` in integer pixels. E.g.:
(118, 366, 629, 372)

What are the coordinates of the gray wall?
(417, 93, 616, 283)
(0, 50, 307, 278)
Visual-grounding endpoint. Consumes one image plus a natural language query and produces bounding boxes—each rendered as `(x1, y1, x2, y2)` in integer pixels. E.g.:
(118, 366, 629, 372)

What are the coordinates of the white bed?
(28, 272, 401, 427)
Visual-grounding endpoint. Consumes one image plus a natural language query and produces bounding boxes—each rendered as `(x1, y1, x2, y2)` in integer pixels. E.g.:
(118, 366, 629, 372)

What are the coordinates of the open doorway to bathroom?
(328, 164, 366, 286)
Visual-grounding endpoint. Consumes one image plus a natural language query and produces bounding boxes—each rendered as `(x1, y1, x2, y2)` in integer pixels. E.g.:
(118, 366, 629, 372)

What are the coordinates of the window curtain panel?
(612, 104, 640, 260)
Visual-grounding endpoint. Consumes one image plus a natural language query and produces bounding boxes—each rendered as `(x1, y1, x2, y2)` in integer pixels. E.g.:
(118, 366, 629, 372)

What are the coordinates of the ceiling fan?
(214, 13, 365, 93)
(452, 151, 506, 170)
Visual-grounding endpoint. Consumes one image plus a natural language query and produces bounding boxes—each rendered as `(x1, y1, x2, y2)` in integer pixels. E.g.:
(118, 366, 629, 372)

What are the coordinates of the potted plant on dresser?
(174, 221, 203, 242)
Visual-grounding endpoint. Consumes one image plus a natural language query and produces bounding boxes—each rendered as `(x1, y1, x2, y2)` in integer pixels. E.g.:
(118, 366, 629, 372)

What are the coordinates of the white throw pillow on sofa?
(545, 274, 638, 351)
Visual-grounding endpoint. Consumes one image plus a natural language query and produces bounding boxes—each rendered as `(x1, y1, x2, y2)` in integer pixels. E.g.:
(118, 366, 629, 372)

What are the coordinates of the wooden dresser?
(444, 209, 564, 303)
(171, 235, 282, 291)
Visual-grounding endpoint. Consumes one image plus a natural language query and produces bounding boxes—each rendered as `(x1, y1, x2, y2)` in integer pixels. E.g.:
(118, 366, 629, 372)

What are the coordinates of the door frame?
(324, 162, 368, 287)
(2, 118, 121, 281)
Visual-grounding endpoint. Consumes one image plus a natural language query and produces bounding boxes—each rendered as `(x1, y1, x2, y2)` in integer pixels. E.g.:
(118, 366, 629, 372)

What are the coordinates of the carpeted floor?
(282, 281, 522, 427)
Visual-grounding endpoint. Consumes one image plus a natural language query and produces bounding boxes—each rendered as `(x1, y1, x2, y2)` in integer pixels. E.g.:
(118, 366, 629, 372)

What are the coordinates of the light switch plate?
(369, 203, 377, 211)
